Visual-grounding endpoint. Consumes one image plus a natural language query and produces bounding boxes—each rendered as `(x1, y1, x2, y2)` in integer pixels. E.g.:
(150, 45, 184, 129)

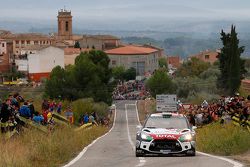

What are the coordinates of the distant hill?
(121, 36, 250, 58)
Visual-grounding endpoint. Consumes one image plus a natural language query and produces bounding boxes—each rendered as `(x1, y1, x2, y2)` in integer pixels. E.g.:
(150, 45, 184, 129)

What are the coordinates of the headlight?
(179, 133, 192, 142)
(141, 132, 153, 141)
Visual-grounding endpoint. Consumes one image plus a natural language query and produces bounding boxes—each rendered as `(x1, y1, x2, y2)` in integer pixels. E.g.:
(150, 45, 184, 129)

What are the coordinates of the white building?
(25, 46, 64, 81)
(105, 45, 160, 76)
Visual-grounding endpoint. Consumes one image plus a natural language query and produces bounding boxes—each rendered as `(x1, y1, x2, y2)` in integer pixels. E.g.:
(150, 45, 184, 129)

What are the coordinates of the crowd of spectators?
(0, 93, 111, 134)
(112, 80, 150, 100)
(0, 94, 63, 134)
(78, 112, 99, 126)
(179, 94, 250, 127)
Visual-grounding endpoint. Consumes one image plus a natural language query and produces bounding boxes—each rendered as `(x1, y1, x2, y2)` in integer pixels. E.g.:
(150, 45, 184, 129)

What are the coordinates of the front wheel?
(186, 148, 196, 156)
(136, 148, 144, 157)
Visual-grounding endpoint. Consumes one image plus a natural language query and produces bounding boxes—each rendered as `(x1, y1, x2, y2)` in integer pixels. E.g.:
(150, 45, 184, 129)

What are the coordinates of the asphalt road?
(66, 100, 242, 167)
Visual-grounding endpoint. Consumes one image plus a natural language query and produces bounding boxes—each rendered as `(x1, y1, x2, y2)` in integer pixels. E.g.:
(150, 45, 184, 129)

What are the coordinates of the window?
(2, 43, 4, 47)
(16, 41, 19, 44)
(65, 21, 69, 31)
(112, 60, 116, 65)
(27, 41, 30, 45)
(205, 55, 210, 59)
(21, 41, 25, 45)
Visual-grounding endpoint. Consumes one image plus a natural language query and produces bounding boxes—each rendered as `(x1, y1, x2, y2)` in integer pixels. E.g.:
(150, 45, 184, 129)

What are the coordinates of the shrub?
(71, 98, 109, 125)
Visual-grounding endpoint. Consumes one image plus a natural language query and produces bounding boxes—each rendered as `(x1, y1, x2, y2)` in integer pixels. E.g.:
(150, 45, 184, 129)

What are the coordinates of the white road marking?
(125, 104, 135, 150)
(197, 151, 243, 167)
(62, 104, 117, 167)
(126, 102, 146, 167)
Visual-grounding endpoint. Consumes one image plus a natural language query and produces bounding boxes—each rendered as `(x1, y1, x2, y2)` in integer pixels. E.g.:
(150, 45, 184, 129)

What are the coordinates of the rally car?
(136, 112, 196, 157)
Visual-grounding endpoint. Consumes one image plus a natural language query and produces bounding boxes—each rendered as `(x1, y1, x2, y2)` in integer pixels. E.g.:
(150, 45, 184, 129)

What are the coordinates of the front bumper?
(136, 139, 196, 154)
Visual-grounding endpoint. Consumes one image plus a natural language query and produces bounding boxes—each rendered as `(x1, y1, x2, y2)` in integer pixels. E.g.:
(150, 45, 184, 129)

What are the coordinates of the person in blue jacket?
(19, 102, 31, 119)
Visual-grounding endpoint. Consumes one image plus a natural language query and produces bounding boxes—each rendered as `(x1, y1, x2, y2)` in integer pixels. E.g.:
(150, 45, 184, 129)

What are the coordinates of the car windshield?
(144, 116, 189, 129)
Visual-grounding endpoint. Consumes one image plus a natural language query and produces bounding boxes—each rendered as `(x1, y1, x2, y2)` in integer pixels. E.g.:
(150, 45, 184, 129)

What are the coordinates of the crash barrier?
(19, 117, 48, 133)
(53, 112, 75, 124)
(232, 114, 250, 132)
(74, 123, 93, 132)
(52, 112, 70, 123)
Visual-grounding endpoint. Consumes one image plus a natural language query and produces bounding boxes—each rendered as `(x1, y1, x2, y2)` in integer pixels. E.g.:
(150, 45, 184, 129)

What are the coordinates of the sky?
(0, 0, 250, 32)
(1, 0, 250, 20)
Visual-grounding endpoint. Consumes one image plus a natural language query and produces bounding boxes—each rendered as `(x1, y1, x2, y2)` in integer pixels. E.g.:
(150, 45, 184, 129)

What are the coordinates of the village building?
(15, 46, 64, 81)
(189, 50, 219, 64)
(28, 46, 64, 81)
(64, 48, 90, 66)
(0, 39, 13, 72)
(105, 45, 160, 76)
(0, 33, 54, 56)
(167, 56, 181, 69)
(78, 35, 120, 51)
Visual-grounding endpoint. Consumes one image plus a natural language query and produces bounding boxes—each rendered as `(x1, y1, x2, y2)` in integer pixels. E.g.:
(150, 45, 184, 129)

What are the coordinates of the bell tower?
(57, 8, 72, 40)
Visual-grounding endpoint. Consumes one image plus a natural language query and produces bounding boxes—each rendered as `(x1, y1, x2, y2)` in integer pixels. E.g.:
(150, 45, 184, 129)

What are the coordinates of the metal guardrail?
(74, 123, 93, 132)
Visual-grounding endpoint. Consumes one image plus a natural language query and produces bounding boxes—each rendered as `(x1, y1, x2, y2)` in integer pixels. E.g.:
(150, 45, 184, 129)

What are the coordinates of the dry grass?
(0, 126, 108, 167)
(197, 122, 250, 156)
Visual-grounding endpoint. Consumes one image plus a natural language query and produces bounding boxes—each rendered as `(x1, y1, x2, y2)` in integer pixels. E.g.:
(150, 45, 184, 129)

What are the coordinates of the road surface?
(65, 100, 242, 167)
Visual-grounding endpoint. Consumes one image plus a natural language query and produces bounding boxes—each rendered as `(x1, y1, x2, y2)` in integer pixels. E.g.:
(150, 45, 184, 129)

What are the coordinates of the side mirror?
(136, 125, 142, 130)
(192, 126, 197, 130)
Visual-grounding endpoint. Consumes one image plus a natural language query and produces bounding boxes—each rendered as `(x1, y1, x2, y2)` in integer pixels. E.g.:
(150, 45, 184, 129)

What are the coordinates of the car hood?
(142, 128, 190, 140)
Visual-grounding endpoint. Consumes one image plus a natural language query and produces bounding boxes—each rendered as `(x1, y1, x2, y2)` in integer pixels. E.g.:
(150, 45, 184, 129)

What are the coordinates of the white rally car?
(136, 112, 196, 157)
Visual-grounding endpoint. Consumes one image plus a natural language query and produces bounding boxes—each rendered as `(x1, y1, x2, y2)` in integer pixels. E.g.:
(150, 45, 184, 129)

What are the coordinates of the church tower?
(57, 9, 72, 40)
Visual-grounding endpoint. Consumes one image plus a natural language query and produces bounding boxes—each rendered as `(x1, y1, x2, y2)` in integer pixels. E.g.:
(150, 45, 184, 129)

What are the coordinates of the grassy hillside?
(0, 126, 108, 167)
(197, 123, 250, 156)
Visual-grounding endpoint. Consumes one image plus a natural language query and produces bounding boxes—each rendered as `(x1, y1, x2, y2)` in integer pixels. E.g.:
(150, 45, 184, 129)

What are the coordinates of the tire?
(186, 148, 196, 156)
(136, 148, 144, 157)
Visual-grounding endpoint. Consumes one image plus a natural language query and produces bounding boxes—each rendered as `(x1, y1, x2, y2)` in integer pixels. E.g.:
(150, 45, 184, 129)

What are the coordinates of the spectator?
(65, 106, 74, 124)
(57, 102, 62, 114)
(42, 99, 49, 111)
(33, 112, 44, 124)
(28, 100, 35, 117)
(83, 113, 89, 124)
(11, 93, 20, 108)
(188, 113, 196, 126)
(0, 100, 12, 133)
(19, 102, 32, 118)
(42, 110, 49, 124)
(89, 113, 98, 126)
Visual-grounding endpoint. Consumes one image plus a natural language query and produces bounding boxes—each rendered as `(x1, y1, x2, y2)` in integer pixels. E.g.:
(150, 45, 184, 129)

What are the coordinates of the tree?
(45, 66, 66, 99)
(217, 25, 247, 95)
(146, 70, 176, 98)
(74, 41, 81, 48)
(112, 66, 126, 80)
(45, 51, 114, 105)
(123, 67, 136, 81)
(159, 57, 168, 69)
(176, 57, 210, 77)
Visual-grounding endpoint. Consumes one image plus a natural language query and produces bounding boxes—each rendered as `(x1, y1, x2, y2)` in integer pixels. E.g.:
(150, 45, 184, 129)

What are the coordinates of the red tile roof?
(105, 45, 158, 55)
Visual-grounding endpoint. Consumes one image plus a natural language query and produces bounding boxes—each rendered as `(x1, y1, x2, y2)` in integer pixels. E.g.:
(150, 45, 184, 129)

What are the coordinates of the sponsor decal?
(150, 134, 182, 140)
